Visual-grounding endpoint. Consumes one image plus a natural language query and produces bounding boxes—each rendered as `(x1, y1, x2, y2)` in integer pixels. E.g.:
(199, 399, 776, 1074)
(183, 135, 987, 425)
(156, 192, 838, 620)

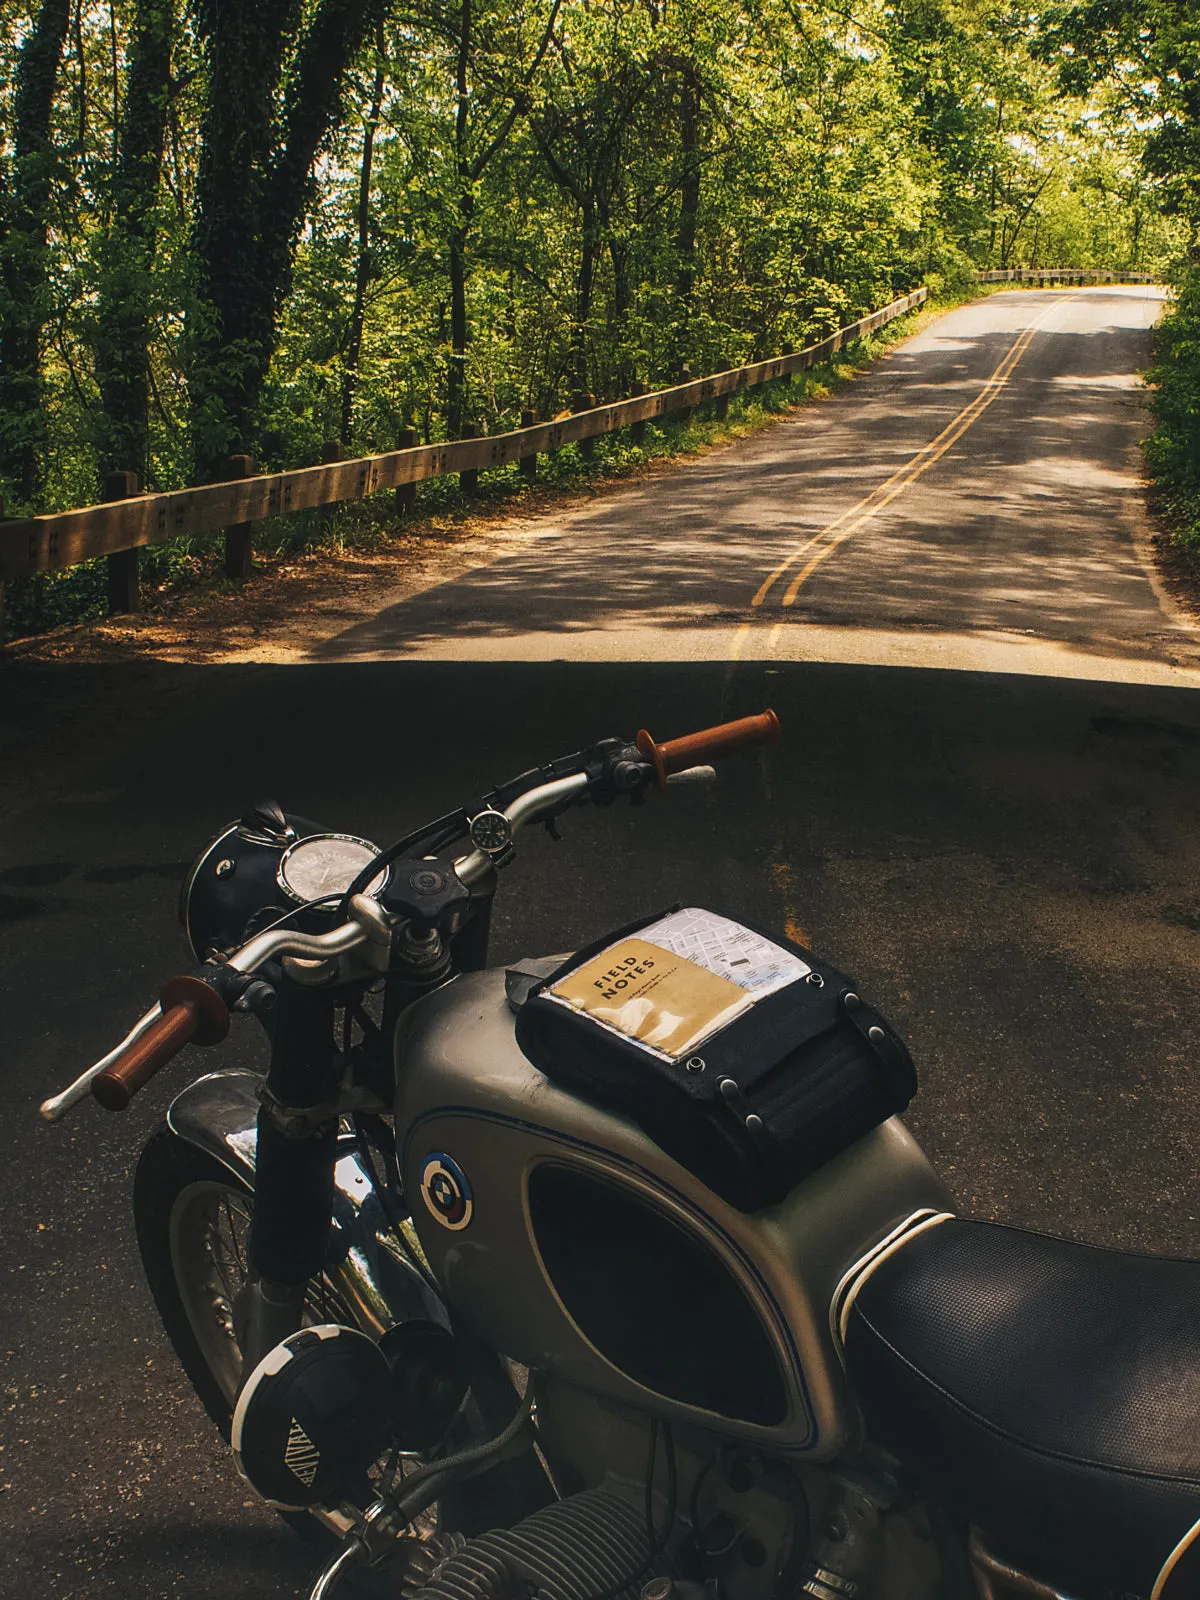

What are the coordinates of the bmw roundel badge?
(419, 1152, 474, 1231)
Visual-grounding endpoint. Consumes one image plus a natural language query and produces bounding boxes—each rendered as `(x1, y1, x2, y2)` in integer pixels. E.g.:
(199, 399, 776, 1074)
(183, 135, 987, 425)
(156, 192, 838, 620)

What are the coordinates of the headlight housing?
(178, 802, 387, 960)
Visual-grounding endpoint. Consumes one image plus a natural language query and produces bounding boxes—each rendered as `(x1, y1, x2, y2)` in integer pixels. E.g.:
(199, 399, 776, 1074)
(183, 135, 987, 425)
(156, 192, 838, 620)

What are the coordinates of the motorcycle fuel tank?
(395, 967, 952, 1461)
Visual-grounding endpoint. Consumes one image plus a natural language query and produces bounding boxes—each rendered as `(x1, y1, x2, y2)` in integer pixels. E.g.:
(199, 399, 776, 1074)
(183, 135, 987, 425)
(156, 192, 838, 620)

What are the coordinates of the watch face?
(469, 809, 512, 853)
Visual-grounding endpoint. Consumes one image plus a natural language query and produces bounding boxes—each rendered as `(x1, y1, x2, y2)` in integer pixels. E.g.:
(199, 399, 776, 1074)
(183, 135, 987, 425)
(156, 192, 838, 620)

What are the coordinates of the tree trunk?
(672, 64, 701, 365)
(0, 0, 72, 506)
(573, 200, 598, 394)
(340, 51, 386, 448)
(188, 0, 301, 477)
(189, 0, 387, 481)
(448, 221, 472, 437)
(445, 0, 472, 438)
(610, 237, 632, 392)
(94, 0, 174, 482)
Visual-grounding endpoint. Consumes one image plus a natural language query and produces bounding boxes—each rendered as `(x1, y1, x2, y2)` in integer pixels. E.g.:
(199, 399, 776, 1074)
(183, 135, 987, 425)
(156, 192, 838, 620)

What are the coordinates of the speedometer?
(277, 834, 389, 905)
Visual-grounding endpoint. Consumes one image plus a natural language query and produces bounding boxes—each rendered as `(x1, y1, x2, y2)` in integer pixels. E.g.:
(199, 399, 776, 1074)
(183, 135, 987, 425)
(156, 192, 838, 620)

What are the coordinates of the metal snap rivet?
(842, 990, 860, 1010)
(686, 1056, 706, 1073)
(868, 1025, 886, 1044)
(215, 858, 235, 878)
(745, 1113, 764, 1133)
(806, 971, 825, 988)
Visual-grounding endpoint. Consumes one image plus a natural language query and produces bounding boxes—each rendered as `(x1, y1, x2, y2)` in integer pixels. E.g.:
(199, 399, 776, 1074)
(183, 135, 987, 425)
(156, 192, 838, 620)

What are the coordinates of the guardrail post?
(713, 358, 732, 416)
(677, 365, 694, 424)
(316, 439, 343, 541)
(519, 410, 538, 483)
(221, 454, 255, 581)
(460, 423, 479, 496)
(573, 393, 596, 458)
(395, 428, 417, 516)
(104, 470, 141, 615)
(629, 381, 646, 445)
(779, 344, 794, 389)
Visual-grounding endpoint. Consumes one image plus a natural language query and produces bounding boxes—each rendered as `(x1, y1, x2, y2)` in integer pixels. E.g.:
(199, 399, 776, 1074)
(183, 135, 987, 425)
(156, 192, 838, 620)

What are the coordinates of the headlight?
(179, 803, 388, 960)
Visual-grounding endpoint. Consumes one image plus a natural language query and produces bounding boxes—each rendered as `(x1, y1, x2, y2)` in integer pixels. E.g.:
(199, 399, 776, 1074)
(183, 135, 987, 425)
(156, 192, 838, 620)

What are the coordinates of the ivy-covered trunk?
(93, 0, 174, 483)
(188, 0, 301, 477)
(188, 0, 387, 481)
(0, 0, 71, 507)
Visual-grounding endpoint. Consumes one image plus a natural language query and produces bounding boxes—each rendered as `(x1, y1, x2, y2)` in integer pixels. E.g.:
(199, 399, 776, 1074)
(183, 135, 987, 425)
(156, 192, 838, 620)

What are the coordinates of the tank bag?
(514, 906, 916, 1212)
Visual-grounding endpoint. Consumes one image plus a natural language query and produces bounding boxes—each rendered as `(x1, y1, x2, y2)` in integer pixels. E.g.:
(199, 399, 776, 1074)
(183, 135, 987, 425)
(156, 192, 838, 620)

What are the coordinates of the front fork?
(234, 925, 484, 1382)
(239, 980, 341, 1379)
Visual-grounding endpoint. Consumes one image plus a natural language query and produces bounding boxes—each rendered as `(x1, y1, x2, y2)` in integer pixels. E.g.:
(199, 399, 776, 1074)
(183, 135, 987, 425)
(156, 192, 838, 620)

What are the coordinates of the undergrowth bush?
(1145, 263, 1200, 547)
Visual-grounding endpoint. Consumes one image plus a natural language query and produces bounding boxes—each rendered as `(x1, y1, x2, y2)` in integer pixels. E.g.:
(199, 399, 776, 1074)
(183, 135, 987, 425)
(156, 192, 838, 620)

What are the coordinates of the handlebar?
(637, 710, 781, 792)
(49, 711, 779, 1121)
(91, 976, 230, 1111)
(454, 772, 591, 887)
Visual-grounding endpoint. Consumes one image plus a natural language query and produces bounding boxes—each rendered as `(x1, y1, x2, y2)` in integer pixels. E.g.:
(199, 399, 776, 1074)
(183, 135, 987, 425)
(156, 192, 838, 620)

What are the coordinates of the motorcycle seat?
(840, 1216, 1200, 1598)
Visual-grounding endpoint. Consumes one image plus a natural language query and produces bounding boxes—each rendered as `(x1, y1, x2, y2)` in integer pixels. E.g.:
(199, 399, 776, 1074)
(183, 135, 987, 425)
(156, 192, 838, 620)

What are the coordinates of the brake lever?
(665, 764, 717, 787)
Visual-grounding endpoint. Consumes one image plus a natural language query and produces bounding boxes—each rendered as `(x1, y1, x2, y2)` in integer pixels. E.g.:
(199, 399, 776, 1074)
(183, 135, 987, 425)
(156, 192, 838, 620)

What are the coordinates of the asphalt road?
(283, 286, 1193, 683)
(5, 286, 1200, 1598)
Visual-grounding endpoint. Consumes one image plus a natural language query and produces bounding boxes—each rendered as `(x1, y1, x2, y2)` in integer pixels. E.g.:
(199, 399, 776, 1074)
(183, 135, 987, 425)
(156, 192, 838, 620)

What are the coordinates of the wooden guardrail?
(0, 288, 929, 635)
(0, 269, 1154, 639)
(977, 268, 1153, 284)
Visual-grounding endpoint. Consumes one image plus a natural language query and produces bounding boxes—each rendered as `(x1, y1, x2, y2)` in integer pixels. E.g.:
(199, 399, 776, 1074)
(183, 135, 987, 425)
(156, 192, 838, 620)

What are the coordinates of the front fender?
(166, 1069, 446, 1337)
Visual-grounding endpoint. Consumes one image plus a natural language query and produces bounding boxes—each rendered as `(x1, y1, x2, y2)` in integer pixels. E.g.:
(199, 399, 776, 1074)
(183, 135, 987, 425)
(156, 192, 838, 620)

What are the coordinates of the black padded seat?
(842, 1217, 1200, 1598)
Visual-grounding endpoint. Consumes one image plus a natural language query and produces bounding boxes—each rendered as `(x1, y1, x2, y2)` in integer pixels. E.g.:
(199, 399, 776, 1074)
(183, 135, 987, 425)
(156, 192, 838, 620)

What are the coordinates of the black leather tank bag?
(514, 906, 917, 1212)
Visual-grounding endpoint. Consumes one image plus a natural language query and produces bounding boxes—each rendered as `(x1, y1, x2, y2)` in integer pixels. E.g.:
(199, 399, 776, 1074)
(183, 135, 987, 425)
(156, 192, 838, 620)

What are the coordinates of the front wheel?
(133, 1125, 466, 1593)
(134, 1124, 362, 1440)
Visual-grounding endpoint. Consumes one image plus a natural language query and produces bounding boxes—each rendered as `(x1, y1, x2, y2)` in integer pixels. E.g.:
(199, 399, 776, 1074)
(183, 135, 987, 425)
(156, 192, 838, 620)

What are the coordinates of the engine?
(401, 1491, 673, 1600)
(398, 1464, 941, 1600)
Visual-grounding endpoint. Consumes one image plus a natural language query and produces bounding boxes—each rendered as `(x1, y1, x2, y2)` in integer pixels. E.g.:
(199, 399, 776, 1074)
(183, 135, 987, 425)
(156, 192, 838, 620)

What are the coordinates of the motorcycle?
(41, 711, 1200, 1600)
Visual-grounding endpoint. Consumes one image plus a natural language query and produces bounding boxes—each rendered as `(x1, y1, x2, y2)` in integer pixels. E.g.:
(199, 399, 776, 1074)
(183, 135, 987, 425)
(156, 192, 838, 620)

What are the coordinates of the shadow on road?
(9, 647, 1200, 1600)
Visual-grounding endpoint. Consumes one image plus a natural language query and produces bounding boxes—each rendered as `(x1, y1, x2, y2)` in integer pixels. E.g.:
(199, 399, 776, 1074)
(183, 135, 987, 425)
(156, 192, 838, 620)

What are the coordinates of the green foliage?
(1146, 263, 1200, 546)
(1038, 0, 1199, 545)
(0, 0, 1185, 637)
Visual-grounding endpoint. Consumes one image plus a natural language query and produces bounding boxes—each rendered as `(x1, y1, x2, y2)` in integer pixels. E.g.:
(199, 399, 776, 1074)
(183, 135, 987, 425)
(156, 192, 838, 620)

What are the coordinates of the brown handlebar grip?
(92, 976, 230, 1112)
(637, 709, 781, 792)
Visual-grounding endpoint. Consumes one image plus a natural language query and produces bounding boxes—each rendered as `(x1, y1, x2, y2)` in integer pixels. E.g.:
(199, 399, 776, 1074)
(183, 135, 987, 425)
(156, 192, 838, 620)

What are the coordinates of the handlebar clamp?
(378, 860, 472, 927)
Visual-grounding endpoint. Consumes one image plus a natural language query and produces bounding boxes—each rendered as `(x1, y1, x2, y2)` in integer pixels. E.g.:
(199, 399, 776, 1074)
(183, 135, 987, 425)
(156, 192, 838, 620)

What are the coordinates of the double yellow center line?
(751, 296, 1074, 610)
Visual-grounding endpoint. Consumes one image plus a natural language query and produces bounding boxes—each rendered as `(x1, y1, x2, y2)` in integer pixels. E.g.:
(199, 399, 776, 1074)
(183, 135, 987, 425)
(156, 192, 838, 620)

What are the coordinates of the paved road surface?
(273, 286, 1193, 683)
(5, 287, 1200, 1598)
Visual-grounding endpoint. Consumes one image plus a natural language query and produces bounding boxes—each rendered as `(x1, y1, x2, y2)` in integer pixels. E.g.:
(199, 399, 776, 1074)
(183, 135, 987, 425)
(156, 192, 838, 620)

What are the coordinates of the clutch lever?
(40, 1002, 164, 1122)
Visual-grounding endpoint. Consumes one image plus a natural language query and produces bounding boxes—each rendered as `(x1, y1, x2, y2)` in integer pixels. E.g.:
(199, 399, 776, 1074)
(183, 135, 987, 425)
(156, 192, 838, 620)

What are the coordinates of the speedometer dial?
(277, 834, 388, 905)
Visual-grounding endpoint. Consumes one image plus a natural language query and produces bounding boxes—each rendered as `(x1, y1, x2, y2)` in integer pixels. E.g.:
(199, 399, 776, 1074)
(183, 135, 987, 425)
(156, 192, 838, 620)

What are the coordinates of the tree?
(522, 0, 661, 393)
(188, 0, 390, 478)
(0, 0, 71, 505)
(339, 34, 387, 447)
(92, 0, 174, 481)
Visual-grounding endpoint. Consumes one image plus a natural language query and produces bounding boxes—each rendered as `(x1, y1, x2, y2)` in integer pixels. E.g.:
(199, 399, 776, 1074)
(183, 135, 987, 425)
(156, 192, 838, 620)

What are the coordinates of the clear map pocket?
(514, 906, 917, 1212)
(544, 908, 811, 1060)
